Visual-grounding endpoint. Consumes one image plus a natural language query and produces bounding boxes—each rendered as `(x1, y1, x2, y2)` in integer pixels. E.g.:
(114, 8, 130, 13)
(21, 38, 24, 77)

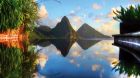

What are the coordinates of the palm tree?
(113, 5, 140, 34)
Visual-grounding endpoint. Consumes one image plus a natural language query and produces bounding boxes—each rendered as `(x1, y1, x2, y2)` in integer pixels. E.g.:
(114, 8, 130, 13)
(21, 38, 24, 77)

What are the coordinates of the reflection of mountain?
(77, 39, 100, 50)
(34, 39, 76, 57)
(50, 39, 76, 57)
(34, 39, 102, 56)
(32, 39, 51, 47)
(34, 25, 51, 36)
(50, 16, 77, 39)
(77, 23, 110, 39)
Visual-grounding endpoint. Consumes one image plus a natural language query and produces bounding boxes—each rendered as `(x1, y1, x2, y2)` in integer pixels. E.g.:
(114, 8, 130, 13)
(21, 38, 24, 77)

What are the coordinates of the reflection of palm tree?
(113, 61, 140, 77)
(113, 49, 140, 77)
(0, 44, 37, 78)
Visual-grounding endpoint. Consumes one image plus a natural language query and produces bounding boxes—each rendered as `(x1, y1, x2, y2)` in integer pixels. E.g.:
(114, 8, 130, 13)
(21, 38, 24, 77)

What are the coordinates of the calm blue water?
(35, 40, 129, 78)
(1, 40, 139, 78)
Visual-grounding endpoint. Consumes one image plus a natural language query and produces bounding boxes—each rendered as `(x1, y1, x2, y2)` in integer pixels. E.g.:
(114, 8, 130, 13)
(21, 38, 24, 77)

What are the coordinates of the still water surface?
(35, 40, 126, 78)
(0, 39, 140, 78)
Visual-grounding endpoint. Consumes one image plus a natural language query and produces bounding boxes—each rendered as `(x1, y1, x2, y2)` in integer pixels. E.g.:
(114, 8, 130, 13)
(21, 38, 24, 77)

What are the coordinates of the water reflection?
(36, 40, 121, 78)
(113, 48, 140, 78)
(33, 39, 100, 57)
(0, 44, 37, 78)
(1, 38, 140, 78)
(77, 39, 100, 50)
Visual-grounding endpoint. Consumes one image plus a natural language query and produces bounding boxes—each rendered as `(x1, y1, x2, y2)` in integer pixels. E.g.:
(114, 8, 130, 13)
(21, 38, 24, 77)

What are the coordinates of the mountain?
(29, 25, 52, 43)
(50, 16, 77, 39)
(77, 23, 110, 39)
(34, 25, 51, 36)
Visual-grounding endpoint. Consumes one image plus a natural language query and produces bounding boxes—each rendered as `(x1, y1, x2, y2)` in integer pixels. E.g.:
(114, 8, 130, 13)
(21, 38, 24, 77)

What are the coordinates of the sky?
(37, 0, 140, 36)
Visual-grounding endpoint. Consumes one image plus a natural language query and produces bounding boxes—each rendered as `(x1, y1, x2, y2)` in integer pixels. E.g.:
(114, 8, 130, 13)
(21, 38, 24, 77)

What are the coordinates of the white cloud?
(92, 3, 102, 10)
(129, 0, 140, 2)
(69, 16, 84, 30)
(97, 20, 119, 36)
(38, 5, 48, 18)
(94, 17, 102, 23)
(37, 4, 61, 28)
(68, 6, 81, 16)
(37, 17, 60, 28)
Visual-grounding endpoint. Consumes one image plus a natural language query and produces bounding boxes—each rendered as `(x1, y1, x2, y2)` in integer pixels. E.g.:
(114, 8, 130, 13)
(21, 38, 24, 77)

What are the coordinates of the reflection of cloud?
(92, 3, 102, 10)
(68, 43, 83, 58)
(91, 41, 119, 68)
(38, 5, 48, 18)
(97, 41, 118, 54)
(69, 59, 75, 64)
(76, 63, 80, 67)
(106, 57, 119, 67)
(70, 51, 81, 57)
(37, 53, 48, 69)
(92, 64, 101, 71)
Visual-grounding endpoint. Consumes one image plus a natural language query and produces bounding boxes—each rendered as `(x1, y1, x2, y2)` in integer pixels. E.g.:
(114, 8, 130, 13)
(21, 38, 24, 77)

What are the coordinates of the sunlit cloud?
(107, 8, 117, 18)
(37, 4, 61, 28)
(38, 5, 48, 18)
(129, 0, 140, 2)
(97, 19, 119, 36)
(69, 16, 84, 30)
(94, 17, 102, 23)
(69, 6, 81, 16)
(92, 3, 102, 10)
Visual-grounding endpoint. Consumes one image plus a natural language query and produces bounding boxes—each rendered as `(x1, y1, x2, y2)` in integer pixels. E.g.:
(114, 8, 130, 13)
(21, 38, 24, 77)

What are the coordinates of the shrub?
(113, 5, 140, 23)
(0, 0, 38, 32)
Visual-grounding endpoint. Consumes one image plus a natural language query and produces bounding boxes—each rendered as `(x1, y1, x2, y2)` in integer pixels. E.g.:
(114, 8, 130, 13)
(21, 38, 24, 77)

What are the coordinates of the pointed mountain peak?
(61, 16, 69, 22)
(55, 16, 71, 27)
(62, 16, 68, 19)
(80, 23, 93, 30)
(82, 23, 89, 26)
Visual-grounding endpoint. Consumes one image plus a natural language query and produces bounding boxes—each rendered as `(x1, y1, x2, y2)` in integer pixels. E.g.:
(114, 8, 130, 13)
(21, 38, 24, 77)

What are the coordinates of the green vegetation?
(113, 5, 140, 22)
(0, 0, 38, 32)
(0, 44, 37, 78)
(113, 61, 140, 77)
(29, 30, 46, 42)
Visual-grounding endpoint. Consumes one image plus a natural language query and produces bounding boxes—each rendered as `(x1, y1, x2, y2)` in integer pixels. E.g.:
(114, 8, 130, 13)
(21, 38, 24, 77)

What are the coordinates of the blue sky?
(37, 0, 140, 36)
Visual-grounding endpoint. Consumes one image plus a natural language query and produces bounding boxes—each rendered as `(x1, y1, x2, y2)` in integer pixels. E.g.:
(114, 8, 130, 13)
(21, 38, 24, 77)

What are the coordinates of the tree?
(0, 0, 38, 32)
